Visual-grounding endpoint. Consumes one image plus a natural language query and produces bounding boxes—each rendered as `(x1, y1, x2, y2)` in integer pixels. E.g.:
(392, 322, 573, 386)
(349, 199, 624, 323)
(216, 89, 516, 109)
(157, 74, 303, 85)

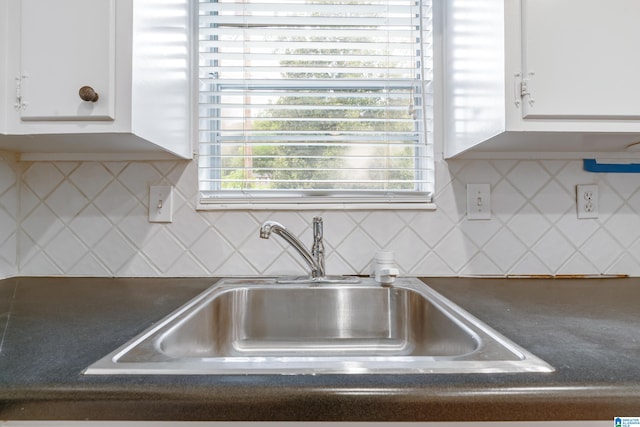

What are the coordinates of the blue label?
(615, 417, 640, 427)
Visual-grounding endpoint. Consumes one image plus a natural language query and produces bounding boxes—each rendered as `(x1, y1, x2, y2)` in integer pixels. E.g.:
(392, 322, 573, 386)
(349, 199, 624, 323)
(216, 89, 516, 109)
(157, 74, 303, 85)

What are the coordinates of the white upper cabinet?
(1, 0, 192, 160)
(444, 0, 640, 159)
(19, 0, 115, 121)
(521, 0, 640, 120)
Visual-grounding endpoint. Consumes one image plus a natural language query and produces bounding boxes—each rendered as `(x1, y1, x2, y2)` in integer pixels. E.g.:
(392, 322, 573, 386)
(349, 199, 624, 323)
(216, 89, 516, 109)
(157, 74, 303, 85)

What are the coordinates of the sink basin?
(158, 284, 477, 358)
(85, 278, 553, 375)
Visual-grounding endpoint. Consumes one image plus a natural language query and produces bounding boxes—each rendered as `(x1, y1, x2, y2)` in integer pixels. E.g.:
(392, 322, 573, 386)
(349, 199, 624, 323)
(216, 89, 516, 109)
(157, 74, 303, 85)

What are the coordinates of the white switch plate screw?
(149, 185, 174, 223)
(466, 183, 491, 220)
(576, 184, 598, 219)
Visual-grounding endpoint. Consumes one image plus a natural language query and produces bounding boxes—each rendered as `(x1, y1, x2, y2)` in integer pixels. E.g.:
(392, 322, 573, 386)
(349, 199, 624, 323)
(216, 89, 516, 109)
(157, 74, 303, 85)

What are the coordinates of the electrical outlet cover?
(576, 184, 598, 219)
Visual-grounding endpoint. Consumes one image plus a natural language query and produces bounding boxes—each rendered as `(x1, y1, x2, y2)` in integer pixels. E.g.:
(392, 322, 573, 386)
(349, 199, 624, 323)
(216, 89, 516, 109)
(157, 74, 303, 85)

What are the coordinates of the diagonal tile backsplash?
(0, 153, 18, 278)
(1, 156, 640, 277)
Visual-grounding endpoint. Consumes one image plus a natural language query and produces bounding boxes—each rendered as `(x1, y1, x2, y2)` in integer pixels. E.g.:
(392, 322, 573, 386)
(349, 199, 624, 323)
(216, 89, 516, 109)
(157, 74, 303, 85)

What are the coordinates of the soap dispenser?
(372, 251, 399, 285)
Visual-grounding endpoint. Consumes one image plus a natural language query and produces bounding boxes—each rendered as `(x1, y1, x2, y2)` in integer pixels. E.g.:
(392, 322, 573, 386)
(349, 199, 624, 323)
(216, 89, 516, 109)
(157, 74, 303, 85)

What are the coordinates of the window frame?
(196, 0, 435, 210)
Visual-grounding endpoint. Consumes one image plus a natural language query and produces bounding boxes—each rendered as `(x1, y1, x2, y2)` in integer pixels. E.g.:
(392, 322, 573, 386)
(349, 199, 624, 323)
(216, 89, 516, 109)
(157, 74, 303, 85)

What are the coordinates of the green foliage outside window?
(219, 46, 418, 191)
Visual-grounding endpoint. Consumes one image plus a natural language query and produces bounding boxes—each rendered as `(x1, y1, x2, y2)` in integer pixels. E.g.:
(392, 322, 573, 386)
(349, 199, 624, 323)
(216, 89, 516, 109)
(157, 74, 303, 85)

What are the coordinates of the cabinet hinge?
(515, 72, 535, 108)
(14, 74, 28, 111)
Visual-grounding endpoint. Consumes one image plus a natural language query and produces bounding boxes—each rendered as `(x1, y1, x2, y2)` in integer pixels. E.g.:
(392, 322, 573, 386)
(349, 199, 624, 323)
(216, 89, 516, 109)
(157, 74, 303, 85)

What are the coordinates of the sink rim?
(84, 277, 554, 375)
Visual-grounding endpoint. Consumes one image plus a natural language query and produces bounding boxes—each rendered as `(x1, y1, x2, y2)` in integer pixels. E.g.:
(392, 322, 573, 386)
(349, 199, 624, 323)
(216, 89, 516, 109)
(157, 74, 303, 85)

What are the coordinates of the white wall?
(0, 152, 18, 278)
(11, 157, 640, 277)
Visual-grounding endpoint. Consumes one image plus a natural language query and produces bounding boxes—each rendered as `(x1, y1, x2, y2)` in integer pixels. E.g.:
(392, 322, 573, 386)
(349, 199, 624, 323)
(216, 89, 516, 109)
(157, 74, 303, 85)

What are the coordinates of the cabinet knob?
(79, 86, 99, 102)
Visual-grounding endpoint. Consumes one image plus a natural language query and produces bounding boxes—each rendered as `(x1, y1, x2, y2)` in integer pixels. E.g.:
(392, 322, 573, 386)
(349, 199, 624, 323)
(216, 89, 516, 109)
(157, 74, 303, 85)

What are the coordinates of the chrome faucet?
(260, 216, 326, 278)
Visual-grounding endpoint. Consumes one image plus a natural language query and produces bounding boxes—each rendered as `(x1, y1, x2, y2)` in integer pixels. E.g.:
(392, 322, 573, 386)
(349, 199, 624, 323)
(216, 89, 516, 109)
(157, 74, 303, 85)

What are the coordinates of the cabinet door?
(19, 0, 115, 121)
(521, 0, 640, 119)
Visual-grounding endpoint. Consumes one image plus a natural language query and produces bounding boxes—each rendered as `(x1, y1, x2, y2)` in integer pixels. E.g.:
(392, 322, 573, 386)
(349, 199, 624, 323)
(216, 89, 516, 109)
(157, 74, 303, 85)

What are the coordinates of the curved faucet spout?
(260, 219, 325, 278)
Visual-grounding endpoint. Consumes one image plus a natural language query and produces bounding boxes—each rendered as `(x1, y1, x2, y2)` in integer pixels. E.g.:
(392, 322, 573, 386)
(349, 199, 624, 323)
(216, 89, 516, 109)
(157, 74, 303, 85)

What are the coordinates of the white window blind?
(198, 0, 434, 205)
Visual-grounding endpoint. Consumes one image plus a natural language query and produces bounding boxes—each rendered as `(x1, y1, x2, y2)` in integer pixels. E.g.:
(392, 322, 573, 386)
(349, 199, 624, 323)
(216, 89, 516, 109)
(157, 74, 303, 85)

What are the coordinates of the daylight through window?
(198, 0, 434, 205)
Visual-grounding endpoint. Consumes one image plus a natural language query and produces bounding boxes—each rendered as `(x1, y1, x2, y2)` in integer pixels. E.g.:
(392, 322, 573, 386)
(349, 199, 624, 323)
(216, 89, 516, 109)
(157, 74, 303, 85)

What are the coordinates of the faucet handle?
(311, 216, 325, 278)
(313, 216, 323, 236)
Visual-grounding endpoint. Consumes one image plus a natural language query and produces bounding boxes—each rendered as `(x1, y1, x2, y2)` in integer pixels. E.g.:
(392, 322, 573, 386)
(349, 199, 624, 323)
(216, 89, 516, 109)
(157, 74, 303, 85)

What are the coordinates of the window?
(198, 0, 434, 207)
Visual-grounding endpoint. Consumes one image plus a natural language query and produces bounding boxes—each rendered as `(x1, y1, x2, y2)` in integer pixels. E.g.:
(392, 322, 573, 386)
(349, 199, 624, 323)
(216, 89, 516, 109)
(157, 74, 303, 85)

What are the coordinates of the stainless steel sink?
(85, 278, 553, 375)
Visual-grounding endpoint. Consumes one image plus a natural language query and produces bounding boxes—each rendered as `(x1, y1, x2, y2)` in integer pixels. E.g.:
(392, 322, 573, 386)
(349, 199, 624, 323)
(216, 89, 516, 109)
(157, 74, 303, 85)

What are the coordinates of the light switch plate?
(466, 183, 491, 220)
(149, 185, 173, 223)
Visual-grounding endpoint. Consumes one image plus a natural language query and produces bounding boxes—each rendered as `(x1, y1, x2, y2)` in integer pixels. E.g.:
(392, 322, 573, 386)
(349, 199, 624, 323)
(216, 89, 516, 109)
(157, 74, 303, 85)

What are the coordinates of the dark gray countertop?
(0, 276, 639, 421)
